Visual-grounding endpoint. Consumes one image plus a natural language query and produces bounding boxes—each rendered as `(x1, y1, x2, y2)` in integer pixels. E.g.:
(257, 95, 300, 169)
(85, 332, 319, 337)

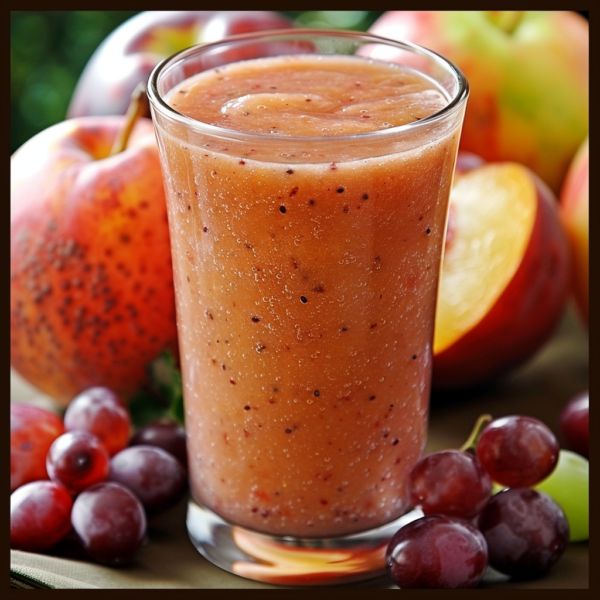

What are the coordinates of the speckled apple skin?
(11, 117, 178, 405)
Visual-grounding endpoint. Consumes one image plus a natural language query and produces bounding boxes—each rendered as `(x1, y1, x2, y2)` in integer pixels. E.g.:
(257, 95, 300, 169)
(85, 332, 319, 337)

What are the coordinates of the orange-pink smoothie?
(157, 54, 461, 537)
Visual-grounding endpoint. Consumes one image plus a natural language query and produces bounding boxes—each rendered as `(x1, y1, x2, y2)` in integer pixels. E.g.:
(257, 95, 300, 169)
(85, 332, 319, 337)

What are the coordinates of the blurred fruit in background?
(368, 10, 589, 194)
(11, 11, 139, 154)
(67, 11, 293, 120)
(10, 11, 385, 154)
(559, 137, 589, 328)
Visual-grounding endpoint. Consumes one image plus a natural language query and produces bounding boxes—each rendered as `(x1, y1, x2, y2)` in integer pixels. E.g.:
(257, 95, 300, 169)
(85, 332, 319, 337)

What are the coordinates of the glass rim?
(147, 28, 469, 144)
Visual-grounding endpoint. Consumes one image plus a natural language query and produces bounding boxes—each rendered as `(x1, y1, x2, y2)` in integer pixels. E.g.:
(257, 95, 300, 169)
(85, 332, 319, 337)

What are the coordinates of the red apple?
(560, 137, 588, 327)
(368, 11, 589, 194)
(11, 110, 178, 406)
(433, 160, 571, 389)
(67, 11, 293, 119)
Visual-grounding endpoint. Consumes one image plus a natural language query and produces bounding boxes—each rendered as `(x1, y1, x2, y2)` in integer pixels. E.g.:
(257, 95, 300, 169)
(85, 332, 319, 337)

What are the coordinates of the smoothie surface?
(166, 54, 449, 137)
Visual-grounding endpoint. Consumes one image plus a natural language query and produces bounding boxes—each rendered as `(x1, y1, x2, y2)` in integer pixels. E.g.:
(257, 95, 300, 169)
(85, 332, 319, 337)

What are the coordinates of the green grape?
(534, 449, 588, 542)
(491, 482, 506, 495)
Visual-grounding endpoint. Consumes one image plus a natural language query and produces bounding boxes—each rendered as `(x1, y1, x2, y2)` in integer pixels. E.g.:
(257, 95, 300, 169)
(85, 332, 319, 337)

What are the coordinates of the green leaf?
(149, 350, 185, 425)
(128, 350, 185, 429)
(127, 389, 169, 429)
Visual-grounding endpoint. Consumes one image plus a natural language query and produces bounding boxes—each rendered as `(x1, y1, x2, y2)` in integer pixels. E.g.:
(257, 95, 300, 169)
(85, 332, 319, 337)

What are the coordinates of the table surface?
(10, 308, 589, 589)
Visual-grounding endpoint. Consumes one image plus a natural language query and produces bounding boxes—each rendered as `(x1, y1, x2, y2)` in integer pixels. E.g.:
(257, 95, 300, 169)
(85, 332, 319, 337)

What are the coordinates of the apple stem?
(460, 414, 493, 454)
(486, 11, 524, 34)
(110, 82, 149, 156)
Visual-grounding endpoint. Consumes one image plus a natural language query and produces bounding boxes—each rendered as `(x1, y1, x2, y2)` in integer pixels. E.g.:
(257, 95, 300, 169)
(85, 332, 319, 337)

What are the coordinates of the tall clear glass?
(148, 29, 468, 586)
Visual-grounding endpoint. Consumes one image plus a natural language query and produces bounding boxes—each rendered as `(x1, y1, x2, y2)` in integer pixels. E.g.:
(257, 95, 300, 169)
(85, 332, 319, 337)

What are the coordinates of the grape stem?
(460, 414, 493, 454)
(110, 82, 148, 156)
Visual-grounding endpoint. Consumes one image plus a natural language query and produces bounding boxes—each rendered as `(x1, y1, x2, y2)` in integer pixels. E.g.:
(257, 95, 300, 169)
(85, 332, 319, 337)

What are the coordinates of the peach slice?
(433, 162, 570, 389)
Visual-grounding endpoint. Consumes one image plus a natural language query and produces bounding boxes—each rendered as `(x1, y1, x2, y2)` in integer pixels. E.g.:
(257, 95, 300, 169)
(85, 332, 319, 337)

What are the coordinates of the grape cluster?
(10, 387, 188, 565)
(386, 411, 585, 589)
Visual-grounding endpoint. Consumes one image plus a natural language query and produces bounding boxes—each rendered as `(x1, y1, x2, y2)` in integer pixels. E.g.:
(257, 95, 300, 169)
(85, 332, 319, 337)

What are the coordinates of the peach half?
(433, 162, 570, 389)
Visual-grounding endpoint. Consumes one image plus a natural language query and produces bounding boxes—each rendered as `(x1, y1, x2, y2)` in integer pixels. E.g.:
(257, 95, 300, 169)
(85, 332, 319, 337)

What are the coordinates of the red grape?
(109, 445, 187, 515)
(11, 403, 65, 492)
(64, 387, 131, 457)
(476, 415, 559, 487)
(129, 419, 188, 471)
(11, 480, 73, 552)
(46, 431, 110, 495)
(559, 391, 588, 458)
(386, 515, 488, 588)
(71, 482, 147, 565)
(479, 488, 569, 579)
(409, 450, 492, 519)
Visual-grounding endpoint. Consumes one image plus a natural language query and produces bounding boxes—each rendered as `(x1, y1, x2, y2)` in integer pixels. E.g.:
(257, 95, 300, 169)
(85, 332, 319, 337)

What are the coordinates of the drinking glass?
(148, 29, 468, 586)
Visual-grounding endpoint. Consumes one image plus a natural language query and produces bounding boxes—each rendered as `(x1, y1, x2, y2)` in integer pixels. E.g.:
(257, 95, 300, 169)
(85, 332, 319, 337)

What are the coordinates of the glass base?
(186, 499, 423, 586)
